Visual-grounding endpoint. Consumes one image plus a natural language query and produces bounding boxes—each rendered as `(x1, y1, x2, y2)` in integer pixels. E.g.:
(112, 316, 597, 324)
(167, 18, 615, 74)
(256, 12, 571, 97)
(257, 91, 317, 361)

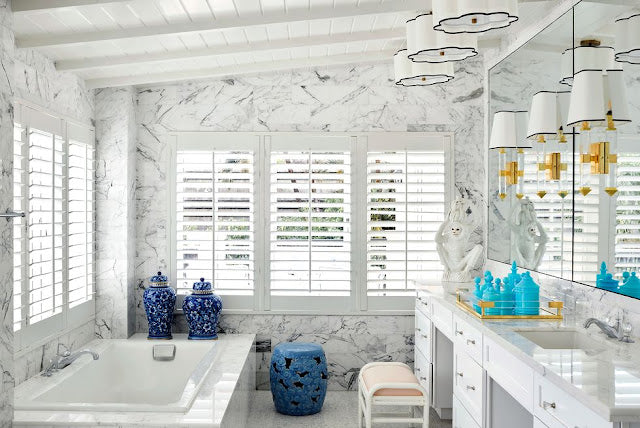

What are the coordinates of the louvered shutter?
(269, 149, 351, 296)
(366, 149, 446, 296)
(615, 153, 640, 275)
(13, 123, 26, 331)
(176, 149, 255, 295)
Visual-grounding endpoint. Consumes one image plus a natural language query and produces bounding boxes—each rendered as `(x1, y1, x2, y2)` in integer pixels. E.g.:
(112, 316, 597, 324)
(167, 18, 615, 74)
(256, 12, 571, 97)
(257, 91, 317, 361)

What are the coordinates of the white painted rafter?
(12, 0, 130, 13)
(16, 0, 423, 48)
(85, 50, 395, 89)
(56, 28, 405, 72)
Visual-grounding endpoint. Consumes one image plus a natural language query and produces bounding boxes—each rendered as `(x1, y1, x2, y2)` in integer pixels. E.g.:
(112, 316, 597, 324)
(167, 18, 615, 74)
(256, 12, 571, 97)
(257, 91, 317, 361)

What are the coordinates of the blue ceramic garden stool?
(270, 342, 328, 416)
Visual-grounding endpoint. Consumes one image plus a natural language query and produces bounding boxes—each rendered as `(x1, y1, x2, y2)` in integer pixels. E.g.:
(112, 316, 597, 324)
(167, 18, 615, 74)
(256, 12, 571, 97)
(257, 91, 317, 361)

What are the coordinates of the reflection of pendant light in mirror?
(394, 49, 455, 86)
(527, 91, 570, 199)
(432, 0, 518, 34)
(615, 13, 640, 64)
(408, 13, 478, 62)
(567, 69, 631, 196)
(490, 111, 531, 200)
(558, 41, 619, 86)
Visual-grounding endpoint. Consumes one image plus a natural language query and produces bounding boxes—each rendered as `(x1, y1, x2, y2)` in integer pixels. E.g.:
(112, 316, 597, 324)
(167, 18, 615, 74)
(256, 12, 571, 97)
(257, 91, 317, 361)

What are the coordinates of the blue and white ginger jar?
(143, 271, 176, 339)
(183, 277, 223, 340)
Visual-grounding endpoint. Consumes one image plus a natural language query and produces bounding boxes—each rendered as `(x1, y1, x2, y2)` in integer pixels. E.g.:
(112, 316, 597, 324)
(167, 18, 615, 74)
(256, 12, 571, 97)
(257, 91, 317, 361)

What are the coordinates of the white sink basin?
(515, 329, 606, 351)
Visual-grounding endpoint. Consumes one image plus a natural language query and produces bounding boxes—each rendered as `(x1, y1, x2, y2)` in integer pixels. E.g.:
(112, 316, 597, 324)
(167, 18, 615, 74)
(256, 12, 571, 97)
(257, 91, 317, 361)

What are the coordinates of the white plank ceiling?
(12, 0, 558, 88)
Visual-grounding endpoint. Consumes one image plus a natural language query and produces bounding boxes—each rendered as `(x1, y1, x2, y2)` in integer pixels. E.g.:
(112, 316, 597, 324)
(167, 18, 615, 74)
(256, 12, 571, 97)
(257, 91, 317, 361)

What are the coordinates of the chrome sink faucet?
(584, 315, 634, 343)
(42, 343, 99, 377)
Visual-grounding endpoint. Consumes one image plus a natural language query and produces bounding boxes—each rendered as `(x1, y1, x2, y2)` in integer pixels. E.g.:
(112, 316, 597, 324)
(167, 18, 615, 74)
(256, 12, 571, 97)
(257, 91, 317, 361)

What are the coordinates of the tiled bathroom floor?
(248, 390, 452, 428)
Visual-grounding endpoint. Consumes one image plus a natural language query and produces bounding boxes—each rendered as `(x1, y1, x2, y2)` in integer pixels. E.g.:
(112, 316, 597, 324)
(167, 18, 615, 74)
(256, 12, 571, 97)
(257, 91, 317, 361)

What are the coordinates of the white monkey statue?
(435, 198, 484, 284)
(509, 197, 548, 270)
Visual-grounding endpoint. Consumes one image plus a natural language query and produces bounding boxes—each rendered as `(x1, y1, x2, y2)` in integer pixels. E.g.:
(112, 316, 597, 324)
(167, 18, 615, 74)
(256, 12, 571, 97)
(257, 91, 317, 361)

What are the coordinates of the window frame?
(169, 132, 454, 314)
(13, 100, 96, 354)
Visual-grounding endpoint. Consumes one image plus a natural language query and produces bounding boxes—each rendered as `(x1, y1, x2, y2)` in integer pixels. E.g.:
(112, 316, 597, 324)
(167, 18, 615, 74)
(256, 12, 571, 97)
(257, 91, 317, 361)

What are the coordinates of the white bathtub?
(15, 338, 218, 413)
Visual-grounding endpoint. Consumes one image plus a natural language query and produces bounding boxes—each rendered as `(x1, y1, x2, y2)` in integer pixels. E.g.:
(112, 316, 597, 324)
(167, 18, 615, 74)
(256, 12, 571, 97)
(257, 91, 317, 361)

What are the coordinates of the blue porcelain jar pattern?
(143, 271, 176, 339)
(183, 277, 223, 340)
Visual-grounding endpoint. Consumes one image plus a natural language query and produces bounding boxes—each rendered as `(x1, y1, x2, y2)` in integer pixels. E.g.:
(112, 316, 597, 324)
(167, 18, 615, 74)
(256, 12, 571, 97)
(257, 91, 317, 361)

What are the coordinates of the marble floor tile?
(248, 390, 452, 428)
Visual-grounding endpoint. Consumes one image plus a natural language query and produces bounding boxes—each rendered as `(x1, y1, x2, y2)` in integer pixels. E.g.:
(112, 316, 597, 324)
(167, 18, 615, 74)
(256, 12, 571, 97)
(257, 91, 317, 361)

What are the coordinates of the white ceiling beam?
(85, 50, 395, 89)
(12, 0, 130, 13)
(56, 28, 405, 72)
(16, 0, 423, 48)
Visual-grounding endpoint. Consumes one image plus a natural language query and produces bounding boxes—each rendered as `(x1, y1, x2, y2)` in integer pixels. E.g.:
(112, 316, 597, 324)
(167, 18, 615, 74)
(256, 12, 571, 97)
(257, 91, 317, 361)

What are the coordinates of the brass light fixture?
(490, 111, 531, 200)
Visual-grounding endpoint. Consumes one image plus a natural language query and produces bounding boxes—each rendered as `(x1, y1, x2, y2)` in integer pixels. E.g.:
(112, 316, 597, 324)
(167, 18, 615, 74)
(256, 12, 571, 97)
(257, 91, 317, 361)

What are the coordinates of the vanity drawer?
(431, 299, 453, 340)
(534, 416, 551, 428)
(534, 376, 611, 428)
(454, 315, 483, 364)
(416, 292, 430, 317)
(414, 310, 432, 362)
(454, 347, 484, 424)
(453, 394, 481, 428)
(483, 336, 534, 412)
(414, 346, 432, 401)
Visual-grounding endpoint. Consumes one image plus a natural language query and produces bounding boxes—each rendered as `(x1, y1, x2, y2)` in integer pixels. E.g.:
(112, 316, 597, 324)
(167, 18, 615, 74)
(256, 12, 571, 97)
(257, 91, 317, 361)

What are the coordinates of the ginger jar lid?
(192, 277, 213, 295)
(150, 271, 169, 287)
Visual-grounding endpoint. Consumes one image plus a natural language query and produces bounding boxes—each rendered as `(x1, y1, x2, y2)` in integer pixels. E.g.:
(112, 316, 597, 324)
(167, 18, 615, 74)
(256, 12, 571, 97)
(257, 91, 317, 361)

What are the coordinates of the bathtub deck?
(13, 333, 256, 427)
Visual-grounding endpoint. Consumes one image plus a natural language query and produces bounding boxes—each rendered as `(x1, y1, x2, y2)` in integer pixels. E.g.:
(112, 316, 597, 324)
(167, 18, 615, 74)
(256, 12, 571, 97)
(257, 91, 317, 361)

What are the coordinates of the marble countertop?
(415, 282, 640, 423)
(13, 333, 255, 427)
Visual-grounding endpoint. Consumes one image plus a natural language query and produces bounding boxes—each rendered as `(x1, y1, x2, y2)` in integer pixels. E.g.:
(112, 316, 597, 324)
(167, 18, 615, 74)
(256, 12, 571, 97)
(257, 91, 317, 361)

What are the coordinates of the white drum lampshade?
(527, 92, 558, 141)
(556, 91, 571, 135)
(393, 49, 412, 86)
(433, 0, 518, 34)
(566, 70, 606, 128)
(603, 69, 632, 126)
(402, 61, 455, 86)
(490, 111, 531, 149)
(408, 13, 478, 62)
(615, 13, 640, 64)
(559, 45, 618, 86)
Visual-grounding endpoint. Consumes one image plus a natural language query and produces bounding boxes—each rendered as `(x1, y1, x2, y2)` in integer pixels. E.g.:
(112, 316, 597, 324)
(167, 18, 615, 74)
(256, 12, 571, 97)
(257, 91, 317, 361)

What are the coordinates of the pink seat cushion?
(361, 364, 423, 397)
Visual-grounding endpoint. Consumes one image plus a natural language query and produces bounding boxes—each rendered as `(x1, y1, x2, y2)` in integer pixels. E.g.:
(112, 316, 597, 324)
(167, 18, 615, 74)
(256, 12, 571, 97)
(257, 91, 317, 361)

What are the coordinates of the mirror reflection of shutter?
(13, 123, 26, 331)
(176, 150, 255, 295)
(367, 150, 445, 296)
(270, 150, 351, 296)
(572, 152, 600, 284)
(521, 152, 574, 278)
(27, 128, 65, 324)
(615, 153, 640, 277)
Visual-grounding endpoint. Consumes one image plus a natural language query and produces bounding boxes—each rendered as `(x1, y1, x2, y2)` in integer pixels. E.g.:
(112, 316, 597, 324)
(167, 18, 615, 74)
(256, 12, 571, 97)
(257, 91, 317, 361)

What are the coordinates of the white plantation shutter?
(269, 142, 351, 297)
(12, 103, 95, 348)
(366, 149, 446, 296)
(175, 146, 255, 297)
(520, 152, 574, 278)
(615, 153, 640, 276)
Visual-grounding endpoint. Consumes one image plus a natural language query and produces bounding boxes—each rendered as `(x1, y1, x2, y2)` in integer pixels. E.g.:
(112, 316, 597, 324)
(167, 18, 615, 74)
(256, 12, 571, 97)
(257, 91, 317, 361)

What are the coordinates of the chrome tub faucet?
(42, 344, 99, 377)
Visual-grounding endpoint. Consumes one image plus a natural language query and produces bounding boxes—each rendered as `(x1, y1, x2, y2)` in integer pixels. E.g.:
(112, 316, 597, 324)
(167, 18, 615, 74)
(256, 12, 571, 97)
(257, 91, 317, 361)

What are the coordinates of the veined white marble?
(417, 283, 640, 421)
(95, 87, 136, 339)
(13, 333, 255, 427)
(0, 2, 14, 425)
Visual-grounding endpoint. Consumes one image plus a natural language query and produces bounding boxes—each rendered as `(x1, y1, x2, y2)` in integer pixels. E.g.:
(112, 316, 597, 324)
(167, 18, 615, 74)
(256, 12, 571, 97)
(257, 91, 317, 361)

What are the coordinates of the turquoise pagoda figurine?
(473, 276, 483, 313)
(500, 277, 515, 315)
(183, 277, 223, 340)
(143, 271, 176, 339)
(514, 272, 539, 316)
(482, 279, 501, 315)
(619, 272, 640, 299)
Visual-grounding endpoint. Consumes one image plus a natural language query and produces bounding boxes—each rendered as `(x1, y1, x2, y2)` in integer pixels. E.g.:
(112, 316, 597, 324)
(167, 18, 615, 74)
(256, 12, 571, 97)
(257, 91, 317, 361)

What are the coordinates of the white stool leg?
(422, 401, 430, 428)
(364, 396, 372, 428)
(357, 386, 363, 428)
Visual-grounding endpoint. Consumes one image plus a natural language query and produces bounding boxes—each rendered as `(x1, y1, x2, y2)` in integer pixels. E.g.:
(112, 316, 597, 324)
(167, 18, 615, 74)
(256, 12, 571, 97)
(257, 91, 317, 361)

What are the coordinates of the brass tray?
(455, 292, 563, 320)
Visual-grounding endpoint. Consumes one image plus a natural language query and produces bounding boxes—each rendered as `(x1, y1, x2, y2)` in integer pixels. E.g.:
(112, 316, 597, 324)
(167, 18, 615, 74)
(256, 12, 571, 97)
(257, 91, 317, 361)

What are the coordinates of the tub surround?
(13, 333, 255, 427)
(416, 282, 640, 423)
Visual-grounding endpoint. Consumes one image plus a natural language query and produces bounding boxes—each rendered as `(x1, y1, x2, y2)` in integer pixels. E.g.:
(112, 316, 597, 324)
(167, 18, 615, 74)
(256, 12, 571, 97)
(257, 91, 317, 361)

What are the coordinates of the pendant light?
(432, 0, 518, 34)
(615, 13, 640, 64)
(567, 69, 631, 196)
(490, 111, 531, 200)
(394, 49, 455, 86)
(558, 41, 619, 86)
(408, 13, 478, 63)
(527, 91, 571, 198)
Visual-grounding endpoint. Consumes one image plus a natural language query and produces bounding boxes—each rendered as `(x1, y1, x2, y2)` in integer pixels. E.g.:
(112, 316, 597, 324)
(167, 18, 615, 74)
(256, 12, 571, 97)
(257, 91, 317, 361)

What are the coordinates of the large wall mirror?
(488, 0, 640, 299)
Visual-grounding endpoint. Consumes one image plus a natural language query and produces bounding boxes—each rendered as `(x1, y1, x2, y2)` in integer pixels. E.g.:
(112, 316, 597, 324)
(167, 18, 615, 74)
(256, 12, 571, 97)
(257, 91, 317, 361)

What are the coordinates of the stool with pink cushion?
(358, 362, 429, 428)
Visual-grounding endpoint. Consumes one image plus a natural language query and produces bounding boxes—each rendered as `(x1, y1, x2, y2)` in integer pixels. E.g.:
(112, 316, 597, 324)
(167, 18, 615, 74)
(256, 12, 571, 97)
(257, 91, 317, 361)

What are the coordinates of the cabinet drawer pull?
(421, 334, 428, 339)
(542, 401, 556, 410)
(455, 330, 464, 336)
(466, 385, 476, 391)
(415, 328, 421, 332)
(456, 372, 464, 377)
(420, 376, 427, 381)
(466, 339, 475, 345)
(415, 367, 421, 372)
